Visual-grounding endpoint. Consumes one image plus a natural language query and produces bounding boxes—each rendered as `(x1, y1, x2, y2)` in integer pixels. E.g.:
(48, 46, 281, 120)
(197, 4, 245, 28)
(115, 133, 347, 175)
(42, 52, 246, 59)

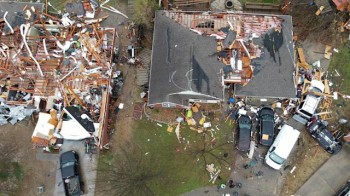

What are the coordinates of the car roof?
(62, 165, 76, 179)
(273, 125, 300, 158)
(302, 95, 320, 114)
(316, 127, 335, 148)
(238, 127, 251, 151)
(238, 115, 251, 151)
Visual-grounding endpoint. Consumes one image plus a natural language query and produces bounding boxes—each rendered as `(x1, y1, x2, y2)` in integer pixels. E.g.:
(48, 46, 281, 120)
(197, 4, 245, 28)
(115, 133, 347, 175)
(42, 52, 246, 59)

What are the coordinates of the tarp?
(60, 120, 99, 140)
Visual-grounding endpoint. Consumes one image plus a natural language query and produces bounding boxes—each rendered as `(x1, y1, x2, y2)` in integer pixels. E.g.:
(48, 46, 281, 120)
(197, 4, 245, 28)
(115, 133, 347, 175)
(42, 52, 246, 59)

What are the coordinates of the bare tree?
(0, 140, 21, 195)
(186, 131, 233, 172)
(95, 142, 162, 196)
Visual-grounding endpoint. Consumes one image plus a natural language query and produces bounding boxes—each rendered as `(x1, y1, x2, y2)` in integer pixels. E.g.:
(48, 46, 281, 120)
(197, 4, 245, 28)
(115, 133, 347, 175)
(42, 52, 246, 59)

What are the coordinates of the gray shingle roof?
(148, 11, 224, 107)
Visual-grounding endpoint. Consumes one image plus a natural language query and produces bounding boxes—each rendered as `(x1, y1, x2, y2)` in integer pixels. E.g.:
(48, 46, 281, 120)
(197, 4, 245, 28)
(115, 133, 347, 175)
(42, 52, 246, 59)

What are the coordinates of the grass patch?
(328, 46, 350, 131)
(328, 46, 350, 94)
(96, 116, 234, 195)
(134, 120, 233, 195)
(0, 162, 23, 181)
(131, 118, 233, 195)
(12, 162, 23, 180)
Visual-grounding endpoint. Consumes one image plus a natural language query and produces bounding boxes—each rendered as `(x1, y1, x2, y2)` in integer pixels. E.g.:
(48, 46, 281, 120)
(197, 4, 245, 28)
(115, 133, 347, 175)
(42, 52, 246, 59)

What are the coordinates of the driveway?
(54, 140, 98, 196)
(183, 125, 296, 196)
(182, 146, 290, 196)
(296, 143, 350, 196)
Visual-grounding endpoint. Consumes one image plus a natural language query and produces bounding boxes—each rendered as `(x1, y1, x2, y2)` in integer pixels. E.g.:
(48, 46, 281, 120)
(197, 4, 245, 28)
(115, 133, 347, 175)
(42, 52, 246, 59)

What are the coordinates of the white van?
(265, 124, 300, 170)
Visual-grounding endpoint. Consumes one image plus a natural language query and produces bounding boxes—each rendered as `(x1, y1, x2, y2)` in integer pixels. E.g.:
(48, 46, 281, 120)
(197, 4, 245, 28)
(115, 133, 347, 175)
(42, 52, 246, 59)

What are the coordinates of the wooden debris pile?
(0, 1, 124, 150)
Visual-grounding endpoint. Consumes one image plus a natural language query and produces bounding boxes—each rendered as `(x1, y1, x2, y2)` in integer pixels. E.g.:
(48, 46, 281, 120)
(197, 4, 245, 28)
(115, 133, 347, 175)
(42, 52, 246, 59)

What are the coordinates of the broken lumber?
(297, 48, 306, 64)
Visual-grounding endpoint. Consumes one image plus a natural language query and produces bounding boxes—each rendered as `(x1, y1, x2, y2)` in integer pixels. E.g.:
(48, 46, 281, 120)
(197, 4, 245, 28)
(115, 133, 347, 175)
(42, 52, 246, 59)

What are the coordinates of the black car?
(307, 120, 342, 154)
(237, 115, 252, 151)
(258, 107, 275, 146)
(60, 151, 84, 196)
(336, 180, 350, 196)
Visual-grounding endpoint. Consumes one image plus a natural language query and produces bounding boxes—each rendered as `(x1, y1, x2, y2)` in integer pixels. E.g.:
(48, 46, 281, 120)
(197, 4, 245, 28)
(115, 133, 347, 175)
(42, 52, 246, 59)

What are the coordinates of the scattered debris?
(206, 163, 221, 184)
(290, 166, 297, 174)
(0, 1, 119, 150)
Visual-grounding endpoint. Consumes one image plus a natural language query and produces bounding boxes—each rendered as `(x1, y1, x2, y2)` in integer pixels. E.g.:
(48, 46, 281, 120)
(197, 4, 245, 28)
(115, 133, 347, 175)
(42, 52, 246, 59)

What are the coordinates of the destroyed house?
(148, 11, 295, 108)
(0, 2, 116, 149)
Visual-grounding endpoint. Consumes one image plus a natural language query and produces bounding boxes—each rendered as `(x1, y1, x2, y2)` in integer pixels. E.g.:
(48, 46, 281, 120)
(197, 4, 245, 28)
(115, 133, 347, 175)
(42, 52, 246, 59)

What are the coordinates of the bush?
(133, 0, 159, 28)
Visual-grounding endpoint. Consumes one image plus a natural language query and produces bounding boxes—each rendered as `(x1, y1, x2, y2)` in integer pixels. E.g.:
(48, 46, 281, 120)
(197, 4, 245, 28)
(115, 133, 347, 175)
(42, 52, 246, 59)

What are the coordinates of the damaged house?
(148, 11, 295, 108)
(0, 2, 116, 149)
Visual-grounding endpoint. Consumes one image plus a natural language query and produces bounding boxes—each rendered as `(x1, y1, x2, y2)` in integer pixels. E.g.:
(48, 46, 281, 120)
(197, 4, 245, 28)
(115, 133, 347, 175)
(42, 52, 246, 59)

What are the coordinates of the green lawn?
(328, 46, 350, 94)
(97, 116, 235, 195)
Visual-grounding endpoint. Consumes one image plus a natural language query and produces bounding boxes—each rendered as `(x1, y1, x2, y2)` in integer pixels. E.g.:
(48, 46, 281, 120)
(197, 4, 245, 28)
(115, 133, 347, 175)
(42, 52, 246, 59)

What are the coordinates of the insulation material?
(60, 120, 98, 140)
(32, 113, 55, 140)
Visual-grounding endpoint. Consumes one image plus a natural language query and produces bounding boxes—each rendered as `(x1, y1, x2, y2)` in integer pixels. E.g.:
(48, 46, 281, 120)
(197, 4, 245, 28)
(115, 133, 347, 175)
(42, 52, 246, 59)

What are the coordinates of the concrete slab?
(36, 149, 60, 162)
(227, 147, 288, 196)
(296, 144, 350, 196)
(54, 140, 98, 196)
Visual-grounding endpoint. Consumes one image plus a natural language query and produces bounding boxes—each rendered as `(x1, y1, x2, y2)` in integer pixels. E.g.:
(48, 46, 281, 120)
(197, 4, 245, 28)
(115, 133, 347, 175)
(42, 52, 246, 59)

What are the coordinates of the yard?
(2, 0, 349, 195)
(0, 121, 57, 196)
(328, 46, 350, 95)
(96, 112, 235, 195)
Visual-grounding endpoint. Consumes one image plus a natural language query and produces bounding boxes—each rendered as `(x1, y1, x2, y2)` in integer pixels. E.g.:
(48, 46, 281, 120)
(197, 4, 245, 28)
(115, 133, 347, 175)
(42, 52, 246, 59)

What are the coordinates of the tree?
(96, 142, 162, 196)
(185, 131, 234, 174)
(0, 140, 22, 195)
(132, 0, 159, 28)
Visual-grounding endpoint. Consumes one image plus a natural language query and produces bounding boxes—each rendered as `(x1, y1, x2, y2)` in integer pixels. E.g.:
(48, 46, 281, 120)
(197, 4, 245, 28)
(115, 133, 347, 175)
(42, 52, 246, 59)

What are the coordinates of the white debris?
(238, 108, 247, 115)
(0, 104, 37, 126)
(203, 122, 212, 128)
(290, 166, 297, 174)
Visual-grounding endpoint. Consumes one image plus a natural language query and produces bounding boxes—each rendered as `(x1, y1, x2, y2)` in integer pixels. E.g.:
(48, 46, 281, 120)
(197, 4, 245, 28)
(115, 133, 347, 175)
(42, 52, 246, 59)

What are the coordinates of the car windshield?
(62, 161, 75, 168)
(262, 115, 274, 121)
(310, 87, 322, 94)
(269, 152, 285, 165)
(240, 123, 251, 129)
(299, 109, 312, 117)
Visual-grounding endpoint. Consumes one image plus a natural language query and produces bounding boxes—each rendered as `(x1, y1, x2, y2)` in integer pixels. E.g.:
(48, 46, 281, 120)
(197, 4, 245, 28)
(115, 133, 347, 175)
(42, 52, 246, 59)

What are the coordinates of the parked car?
(258, 107, 275, 146)
(336, 179, 350, 196)
(265, 124, 300, 170)
(293, 80, 325, 125)
(237, 115, 252, 151)
(307, 120, 342, 154)
(60, 151, 84, 196)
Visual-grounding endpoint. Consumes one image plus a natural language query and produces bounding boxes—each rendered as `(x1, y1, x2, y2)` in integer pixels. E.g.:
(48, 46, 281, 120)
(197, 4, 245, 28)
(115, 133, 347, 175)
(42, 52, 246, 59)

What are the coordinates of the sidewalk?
(296, 143, 350, 196)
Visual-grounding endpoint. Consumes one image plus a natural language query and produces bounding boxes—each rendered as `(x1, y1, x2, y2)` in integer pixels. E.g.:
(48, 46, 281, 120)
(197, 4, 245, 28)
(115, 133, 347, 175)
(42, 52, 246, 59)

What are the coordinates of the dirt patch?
(109, 65, 137, 147)
(281, 128, 330, 195)
(288, 0, 348, 46)
(0, 120, 56, 196)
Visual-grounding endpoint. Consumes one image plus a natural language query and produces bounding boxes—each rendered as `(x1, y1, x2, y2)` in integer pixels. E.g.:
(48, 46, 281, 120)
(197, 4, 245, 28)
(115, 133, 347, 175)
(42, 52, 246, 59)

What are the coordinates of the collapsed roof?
(0, 1, 116, 148)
